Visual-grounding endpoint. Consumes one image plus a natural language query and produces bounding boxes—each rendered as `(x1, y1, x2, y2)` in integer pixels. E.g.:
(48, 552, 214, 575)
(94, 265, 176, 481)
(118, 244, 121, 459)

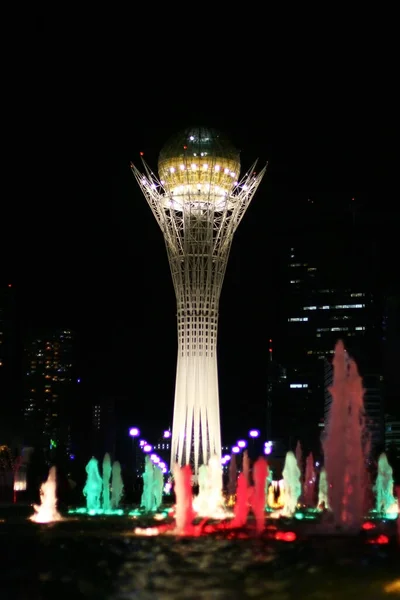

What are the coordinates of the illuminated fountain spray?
(102, 453, 112, 512)
(30, 466, 62, 523)
(227, 453, 237, 499)
(396, 486, 400, 544)
(281, 451, 302, 517)
(303, 453, 316, 508)
(132, 128, 266, 479)
(231, 473, 249, 528)
(141, 456, 156, 512)
(318, 468, 329, 509)
(322, 340, 368, 530)
(242, 450, 250, 485)
(173, 464, 195, 534)
(111, 461, 124, 509)
(374, 453, 398, 516)
(141, 455, 164, 512)
(250, 457, 268, 533)
(83, 457, 103, 511)
(193, 455, 225, 518)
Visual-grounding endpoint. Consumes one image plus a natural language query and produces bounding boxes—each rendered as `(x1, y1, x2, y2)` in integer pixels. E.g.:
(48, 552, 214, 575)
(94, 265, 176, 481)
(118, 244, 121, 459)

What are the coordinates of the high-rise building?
(91, 396, 117, 459)
(132, 127, 266, 476)
(23, 328, 77, 461)
(277, 205, 384, 453)
(0, 283, 19, 445)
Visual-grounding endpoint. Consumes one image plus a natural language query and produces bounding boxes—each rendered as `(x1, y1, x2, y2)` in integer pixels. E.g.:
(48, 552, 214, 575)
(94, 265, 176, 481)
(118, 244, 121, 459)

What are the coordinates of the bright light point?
(237, 440, 246, 448)
(150, 454, 157, 461)
(129, 427, 140, 437)
(162, 467, 167, 473)
(163, 430, 171, 438)
(232, 446, 240, 453)
(264, 446, 272, 455)
(143, 444, 152, 452)
(153, 456, 160, 464)
(139, 440, 146, 447)
(223, 454, 231, 461)
(159, 462, 166, 468)
(249, 429, 259, 438)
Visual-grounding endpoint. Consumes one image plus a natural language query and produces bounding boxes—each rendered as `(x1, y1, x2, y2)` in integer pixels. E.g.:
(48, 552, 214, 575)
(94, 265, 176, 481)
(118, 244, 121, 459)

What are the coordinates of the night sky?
(3, 24, 397, 442)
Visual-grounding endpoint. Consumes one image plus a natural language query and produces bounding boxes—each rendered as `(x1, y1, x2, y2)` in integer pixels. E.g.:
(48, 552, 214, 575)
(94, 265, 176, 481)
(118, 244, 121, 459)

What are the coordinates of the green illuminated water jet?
(83, 457, 103, 511)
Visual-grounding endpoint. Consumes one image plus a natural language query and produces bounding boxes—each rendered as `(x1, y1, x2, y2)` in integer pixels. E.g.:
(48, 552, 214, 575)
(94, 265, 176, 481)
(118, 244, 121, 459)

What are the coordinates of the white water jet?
(374, 453, 397, 515)
(193, 455, 225, 518)
(30, 466, 62, 523)
(317, 468, 329, 509)
(281, 451, 301, 517)
(111, 460, 124, 509)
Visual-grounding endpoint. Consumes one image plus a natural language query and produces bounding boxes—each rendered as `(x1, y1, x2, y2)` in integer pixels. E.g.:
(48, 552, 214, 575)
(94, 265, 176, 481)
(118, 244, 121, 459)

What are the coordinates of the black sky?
(3, 19, 398, 440)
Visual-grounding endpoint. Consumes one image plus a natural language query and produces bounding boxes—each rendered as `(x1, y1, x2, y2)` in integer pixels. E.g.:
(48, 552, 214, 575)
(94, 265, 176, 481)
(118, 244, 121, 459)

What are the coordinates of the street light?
(129, 427, 140, 480)
(249, 430, 259, 438)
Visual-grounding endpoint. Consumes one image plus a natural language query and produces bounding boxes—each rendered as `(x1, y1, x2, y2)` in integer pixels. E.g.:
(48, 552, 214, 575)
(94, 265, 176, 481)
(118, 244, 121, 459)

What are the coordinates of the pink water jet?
(250, 457, 268, 533)
(322, 340, 368, 530)
(303, 452, 316, 508)
(231, 473, 249, 527)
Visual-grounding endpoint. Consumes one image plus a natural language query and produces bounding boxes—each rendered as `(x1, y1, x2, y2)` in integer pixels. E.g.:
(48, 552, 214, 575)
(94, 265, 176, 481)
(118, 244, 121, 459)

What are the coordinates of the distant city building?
(266, 345, 287, 442)
(90, 397, 117, 459)
(23, 328, 77, 461)
(276, 210, 384, 453)
(385, 415, 400, 461)
(153, 429, 171, 470)
(0, 283, 19, 446)
(382, 293, 400, 419)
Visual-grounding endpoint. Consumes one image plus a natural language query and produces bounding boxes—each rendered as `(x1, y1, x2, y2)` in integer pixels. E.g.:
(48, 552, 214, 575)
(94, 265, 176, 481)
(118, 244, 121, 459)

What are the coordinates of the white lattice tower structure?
(132, 127, 266, 477)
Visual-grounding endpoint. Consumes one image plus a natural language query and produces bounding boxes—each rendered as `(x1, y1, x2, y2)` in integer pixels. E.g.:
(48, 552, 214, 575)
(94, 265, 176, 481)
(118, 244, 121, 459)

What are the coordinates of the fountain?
(242, 450, 250, 485)
(140, 456, 164, 512)
(83, 457, 103, 511)
(250, 457, 268, 532)
(141, 455, 156, 512)
(227, 453, 237, 502)
(317, 467, 329, 510)
(303, 452, 316, 508)
(111, 460, 124, 509)
(374, 453, 397, 515)
(102, 453, 112, 512)
(231, 473, 249, 527)
(281, 451, 302, 517)
(322, 340, 368, 530)
(193, 455, 225, 518)
(173, 464, 195, 534)
(30, 466, 62, 523)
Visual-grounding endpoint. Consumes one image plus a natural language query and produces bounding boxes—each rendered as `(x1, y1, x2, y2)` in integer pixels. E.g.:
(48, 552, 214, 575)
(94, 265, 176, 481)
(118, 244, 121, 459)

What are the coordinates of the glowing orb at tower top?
(158, 127, 241, 202)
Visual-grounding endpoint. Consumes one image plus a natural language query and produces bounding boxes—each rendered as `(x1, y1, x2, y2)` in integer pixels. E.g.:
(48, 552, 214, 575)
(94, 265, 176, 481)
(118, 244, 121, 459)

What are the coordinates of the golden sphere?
(158, 127, 240, 197)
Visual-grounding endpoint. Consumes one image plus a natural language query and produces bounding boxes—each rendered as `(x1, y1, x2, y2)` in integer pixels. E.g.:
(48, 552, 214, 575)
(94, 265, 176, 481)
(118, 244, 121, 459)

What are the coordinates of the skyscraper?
(23, 328, 77, 460)
(132, 127, 266, 475)
(276, 203, 384, 453)
(0, 283, 18, 446)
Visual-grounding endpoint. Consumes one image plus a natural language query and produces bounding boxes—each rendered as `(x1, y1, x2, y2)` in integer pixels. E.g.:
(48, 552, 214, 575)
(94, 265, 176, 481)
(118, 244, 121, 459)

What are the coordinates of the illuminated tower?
(132, 127, 266, 476)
